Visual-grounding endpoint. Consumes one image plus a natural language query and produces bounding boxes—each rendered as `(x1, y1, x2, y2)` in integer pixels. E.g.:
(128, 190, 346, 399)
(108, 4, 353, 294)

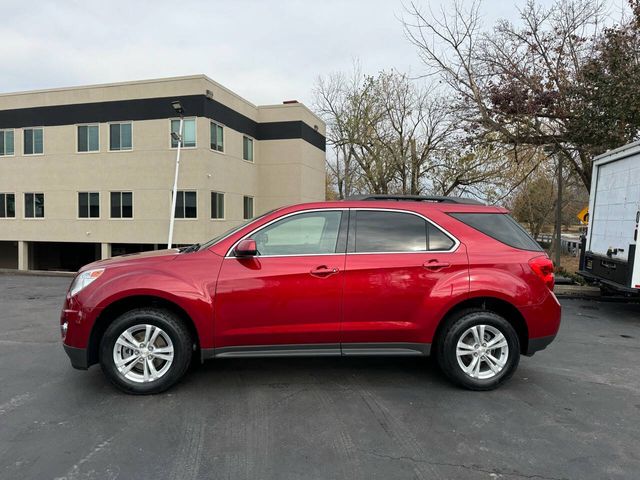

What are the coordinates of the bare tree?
(315, 67, 507, 198)
(403, 0, 608, 191)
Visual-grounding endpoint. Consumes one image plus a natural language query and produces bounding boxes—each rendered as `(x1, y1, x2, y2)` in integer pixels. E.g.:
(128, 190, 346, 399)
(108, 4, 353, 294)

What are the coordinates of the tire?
(100, 308, 193, 394)
(436, 309, 520, 391)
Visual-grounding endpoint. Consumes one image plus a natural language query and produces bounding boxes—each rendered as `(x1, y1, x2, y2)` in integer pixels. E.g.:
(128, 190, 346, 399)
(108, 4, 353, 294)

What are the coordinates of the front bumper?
(63, 344, 89, 370)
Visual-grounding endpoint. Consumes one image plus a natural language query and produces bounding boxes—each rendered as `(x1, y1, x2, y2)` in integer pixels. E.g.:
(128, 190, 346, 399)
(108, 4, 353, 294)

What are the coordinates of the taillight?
(528, 256, 555, 290)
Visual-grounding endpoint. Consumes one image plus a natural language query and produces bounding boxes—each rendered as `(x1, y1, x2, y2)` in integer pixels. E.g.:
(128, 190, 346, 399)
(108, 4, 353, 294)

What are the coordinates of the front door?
(341, 209, 469, 353)
(214, 209, 347, 352)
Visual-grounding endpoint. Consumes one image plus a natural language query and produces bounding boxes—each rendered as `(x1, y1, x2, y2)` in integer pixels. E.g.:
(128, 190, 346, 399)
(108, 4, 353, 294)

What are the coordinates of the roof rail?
(346, 194, 483, 205)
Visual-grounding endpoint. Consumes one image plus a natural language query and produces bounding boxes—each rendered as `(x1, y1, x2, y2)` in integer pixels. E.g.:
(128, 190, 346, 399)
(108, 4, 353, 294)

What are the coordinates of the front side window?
(210, 122, 224, 151)
(243, 136, 253, 161)
(171, 118, 196, 148)
(110, 192, 133, 218)
(24, 127, 44, 155)
(78, 125, 99, 152)
(211, 192, 224, 219)
(0, 193, 15, 218)
(174, 191, 197, 218)
(252, 211, 343, 256)
(354, 210, 428, 253)
(0, 129, 15, 156)
(109, 123, 132, 151)
(24, 193, 44, 218)
(78, 192, 100, 218)
(243, 196, 254, 220)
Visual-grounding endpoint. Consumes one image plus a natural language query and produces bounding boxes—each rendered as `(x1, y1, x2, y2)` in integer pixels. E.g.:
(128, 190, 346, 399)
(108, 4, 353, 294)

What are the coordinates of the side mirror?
(234, 238, 257, 257)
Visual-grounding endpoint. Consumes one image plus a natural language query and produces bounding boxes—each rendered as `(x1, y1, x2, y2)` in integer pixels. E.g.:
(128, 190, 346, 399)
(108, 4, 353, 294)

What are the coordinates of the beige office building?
(0, 75, 326, 271)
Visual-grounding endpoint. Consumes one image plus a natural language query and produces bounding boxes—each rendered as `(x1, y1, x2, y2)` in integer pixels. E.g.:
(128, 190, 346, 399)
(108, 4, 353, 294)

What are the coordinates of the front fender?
(65, 255, 221, 350)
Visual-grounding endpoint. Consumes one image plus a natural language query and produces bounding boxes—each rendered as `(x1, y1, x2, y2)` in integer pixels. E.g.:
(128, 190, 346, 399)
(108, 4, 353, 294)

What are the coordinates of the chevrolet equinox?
(61, 195, 560, 394)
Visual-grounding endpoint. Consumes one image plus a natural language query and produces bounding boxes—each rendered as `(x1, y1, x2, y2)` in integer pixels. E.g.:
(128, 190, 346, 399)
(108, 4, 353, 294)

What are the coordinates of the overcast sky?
(1, 0, 627, 107)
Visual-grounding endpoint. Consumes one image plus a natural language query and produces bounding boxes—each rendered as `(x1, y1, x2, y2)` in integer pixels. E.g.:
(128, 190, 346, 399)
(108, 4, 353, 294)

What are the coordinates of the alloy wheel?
(455, 324, 509, 380)
(112, 324, 174, 383)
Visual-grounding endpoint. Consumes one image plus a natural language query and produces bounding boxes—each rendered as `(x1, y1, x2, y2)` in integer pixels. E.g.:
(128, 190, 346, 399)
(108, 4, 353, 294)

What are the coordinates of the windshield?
(197, 209, 277, 251)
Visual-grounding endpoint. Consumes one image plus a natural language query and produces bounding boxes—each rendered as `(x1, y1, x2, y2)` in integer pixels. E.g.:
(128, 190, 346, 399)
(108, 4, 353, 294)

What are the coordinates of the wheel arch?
(87, 295, 200, 367)
(433, 297, 529, 355)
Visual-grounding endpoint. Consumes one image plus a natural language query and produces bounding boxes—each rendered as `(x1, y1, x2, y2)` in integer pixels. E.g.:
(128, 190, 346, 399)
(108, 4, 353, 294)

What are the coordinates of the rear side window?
(354, 210, 455, 253)
(450, 213, 542, 251)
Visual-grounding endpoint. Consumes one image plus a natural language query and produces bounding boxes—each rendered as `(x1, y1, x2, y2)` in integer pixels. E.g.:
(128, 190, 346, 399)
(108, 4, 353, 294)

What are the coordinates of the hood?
(79, 248, 180, 272)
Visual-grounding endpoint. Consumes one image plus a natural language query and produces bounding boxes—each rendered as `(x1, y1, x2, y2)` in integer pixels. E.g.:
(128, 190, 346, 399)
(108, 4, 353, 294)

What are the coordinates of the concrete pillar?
(18, 241, 29, 271)
(101, 243, 111, 260)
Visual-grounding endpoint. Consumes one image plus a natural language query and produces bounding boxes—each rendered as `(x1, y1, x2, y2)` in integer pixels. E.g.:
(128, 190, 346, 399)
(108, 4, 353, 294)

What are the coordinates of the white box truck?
(579, 140, 640, 294)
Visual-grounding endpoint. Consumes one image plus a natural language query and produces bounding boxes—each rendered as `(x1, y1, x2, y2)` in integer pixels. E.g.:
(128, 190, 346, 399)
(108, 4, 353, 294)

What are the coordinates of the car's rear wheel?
(437, 310, 520, 390)
(100, 308, 193, 394)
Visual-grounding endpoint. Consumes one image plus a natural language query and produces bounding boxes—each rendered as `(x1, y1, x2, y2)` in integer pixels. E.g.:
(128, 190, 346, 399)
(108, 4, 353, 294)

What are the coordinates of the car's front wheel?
(100, 308, 193, 394)
(437, 309, 520, 390)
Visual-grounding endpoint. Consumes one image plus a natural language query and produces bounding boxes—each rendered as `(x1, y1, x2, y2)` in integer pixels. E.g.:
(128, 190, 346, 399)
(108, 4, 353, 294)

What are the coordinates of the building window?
(0, 193, 15, 218)
(211, 192, 224, 219)
(24, 127, 44, 155)
(210, 122, 224, 152)
(243, 136, 254, 162)
(174, 191, 197, 218)
(243, 196, 254, 220)
(171, 118, 196, 148)
(110, 192, 133, 218)
(109, 123, 132, 151)
(24, 193, 44, 218)
(78, 192, 100, 218)
(78, 125, 99, 152)
(0, 129, 14, 156)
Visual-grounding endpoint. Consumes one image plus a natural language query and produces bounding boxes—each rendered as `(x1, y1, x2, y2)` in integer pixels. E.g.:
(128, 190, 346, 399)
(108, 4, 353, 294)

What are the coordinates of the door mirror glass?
(234, 238, 258, 257)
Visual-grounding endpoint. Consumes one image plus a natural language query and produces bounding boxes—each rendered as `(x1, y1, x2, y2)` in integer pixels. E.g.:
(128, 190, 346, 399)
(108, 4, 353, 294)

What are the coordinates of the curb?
(0, 268, 75, 278)
(553, 284, 601, 299)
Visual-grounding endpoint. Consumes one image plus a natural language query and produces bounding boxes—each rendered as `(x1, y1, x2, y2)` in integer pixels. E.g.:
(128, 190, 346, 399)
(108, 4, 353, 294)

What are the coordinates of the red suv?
(61, 195, 560, 394)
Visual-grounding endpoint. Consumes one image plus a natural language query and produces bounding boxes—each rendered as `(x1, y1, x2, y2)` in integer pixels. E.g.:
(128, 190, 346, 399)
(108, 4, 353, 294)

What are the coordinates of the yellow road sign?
(577, 206, 589, 225)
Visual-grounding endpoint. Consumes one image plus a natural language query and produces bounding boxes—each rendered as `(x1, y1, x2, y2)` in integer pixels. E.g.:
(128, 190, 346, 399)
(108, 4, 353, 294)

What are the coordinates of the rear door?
(341, 208, 469, 353)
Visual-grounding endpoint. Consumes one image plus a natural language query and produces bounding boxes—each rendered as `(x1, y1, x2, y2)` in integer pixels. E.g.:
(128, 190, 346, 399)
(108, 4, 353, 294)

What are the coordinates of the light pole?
(167, 100, 184, 249)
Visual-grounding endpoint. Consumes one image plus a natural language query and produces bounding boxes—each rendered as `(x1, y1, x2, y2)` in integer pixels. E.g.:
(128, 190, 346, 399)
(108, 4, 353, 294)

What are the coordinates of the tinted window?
(355, 211, 428, 252)
(243, 136, 253, 161)
(110, 123, 132, 151)
(24, 128, 43, 155)
(428, 224, 455, 250)
(450, 213, 542, 251)
(0, 193, 15, 217)
(0, 130, 14, 156)
(25, 193, 44, 218)
(253, 211, 342, 256)
(211, 192, 224, 219)
(171, 119, 196, 148)
(78, 125, 99, 152)
(243, 196, 254, 220)
(78, 192, 99, 218)
(174, 191, 197, 219)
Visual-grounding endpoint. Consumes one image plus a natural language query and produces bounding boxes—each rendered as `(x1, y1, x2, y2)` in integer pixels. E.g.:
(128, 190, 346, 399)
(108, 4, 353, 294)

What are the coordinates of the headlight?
(69, 268, 105, 296)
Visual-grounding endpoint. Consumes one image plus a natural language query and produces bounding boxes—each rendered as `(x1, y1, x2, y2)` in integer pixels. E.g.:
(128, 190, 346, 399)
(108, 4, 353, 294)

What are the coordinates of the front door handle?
(423, 260, 451, 271)
(310, 265, 339, 278)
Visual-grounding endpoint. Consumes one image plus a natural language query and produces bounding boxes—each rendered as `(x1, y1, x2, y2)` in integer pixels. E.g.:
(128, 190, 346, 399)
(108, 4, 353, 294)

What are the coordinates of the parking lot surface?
(0, 273, 639, 480)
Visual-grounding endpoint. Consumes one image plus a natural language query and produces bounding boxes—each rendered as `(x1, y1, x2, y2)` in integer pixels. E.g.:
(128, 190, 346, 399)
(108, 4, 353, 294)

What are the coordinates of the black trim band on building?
(0, 94, 326, 151)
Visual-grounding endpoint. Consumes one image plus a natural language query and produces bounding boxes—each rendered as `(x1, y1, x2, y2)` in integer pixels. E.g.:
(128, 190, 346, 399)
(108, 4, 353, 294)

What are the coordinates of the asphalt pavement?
(1, 273, 639, 480)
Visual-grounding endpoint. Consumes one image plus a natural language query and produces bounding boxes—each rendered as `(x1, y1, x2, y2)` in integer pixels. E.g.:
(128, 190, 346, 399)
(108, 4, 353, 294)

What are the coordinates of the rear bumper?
(525, 334, 556, 356)
(63, 344, 89, 370)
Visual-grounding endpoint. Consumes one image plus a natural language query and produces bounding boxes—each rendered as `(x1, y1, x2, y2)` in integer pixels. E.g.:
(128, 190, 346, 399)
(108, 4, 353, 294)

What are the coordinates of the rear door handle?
(310, 265, 339, 278)
(423, 260, 451, 271)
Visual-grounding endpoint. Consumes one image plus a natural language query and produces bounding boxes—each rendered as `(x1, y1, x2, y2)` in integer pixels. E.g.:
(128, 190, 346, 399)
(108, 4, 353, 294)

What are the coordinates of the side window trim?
(225, 208, 350, 258)
(349, 208, 459, 254)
